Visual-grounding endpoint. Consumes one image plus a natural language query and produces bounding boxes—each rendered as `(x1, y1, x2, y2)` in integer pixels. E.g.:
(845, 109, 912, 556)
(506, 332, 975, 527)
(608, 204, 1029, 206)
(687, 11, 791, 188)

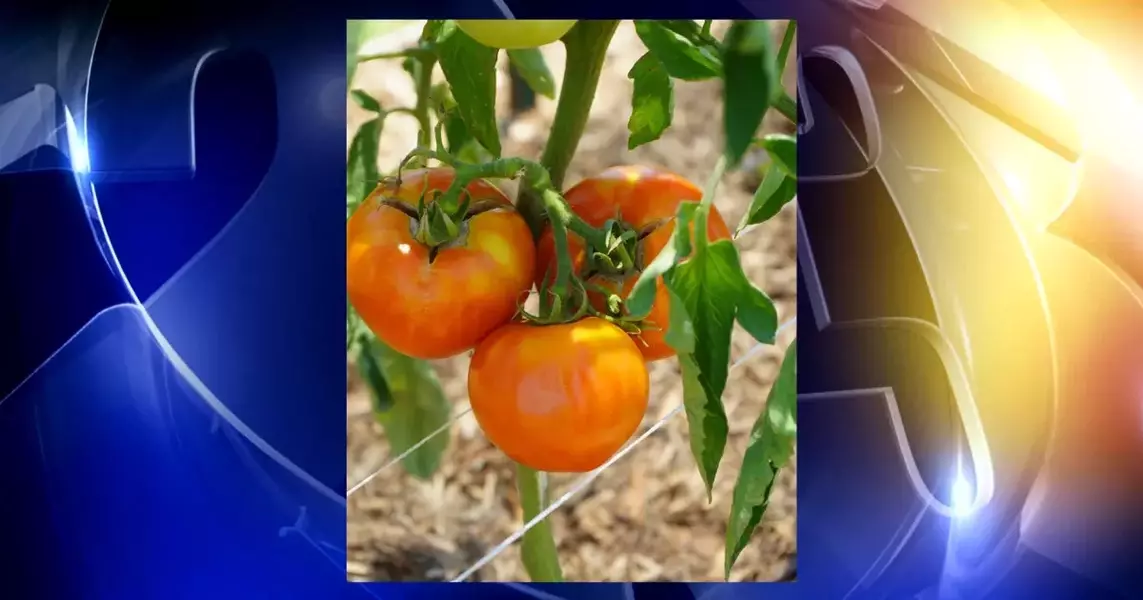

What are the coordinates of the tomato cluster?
(347, 166, 723, 472)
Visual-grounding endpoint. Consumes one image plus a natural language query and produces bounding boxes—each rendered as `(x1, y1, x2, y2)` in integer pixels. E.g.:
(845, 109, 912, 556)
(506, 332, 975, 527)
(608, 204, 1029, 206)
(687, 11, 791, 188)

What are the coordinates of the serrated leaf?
(347, 117, 383, 207)
(676, 351, 728, 500)
(634, 20, 721, 81)
(363, 340, 451, 480)
(733, 275, 779, 346)
(700, 241, 779, 345)
(725, 339, 797, 578)
(740, 164, 796, 231)
(507, 48, 556, 99)
(436, 20, 502, 157)
(663, 239, 777, 496)
(722, 20, 778, 168)
(761, 133, 797, 177)
(350, 89, 383, 113)
(665, 243, 739, 404)
(626, 202, 698, 317)
(627, 52, 674, 150)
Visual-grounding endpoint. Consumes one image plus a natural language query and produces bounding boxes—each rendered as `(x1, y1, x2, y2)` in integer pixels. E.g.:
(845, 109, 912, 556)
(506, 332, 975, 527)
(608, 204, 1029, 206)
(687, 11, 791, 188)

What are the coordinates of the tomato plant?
(347, 19, 799, 582)
(456, 20, 577, 49)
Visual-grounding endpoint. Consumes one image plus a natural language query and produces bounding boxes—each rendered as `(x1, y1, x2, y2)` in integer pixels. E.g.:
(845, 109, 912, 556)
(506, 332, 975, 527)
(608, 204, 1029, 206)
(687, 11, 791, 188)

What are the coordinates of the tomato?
(347, 168, 535, 360)
(535, 166, 732, 361)
(468, 317, 650, 472)
(455, 20, 577, 49)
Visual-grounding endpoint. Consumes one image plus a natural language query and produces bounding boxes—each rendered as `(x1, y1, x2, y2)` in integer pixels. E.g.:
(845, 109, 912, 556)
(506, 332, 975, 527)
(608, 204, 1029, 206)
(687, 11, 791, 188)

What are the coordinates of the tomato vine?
(347, 19, 799, 582)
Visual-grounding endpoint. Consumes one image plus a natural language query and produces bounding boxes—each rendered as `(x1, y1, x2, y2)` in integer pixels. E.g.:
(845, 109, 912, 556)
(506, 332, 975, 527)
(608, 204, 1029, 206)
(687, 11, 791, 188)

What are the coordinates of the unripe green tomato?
(455, 20, 577, 49)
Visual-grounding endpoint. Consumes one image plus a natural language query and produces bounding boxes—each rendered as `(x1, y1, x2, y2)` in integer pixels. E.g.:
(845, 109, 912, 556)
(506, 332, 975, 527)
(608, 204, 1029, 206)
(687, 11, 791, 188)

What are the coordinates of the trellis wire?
(347, 407, 473, 496)
(451, 316, 798, 582)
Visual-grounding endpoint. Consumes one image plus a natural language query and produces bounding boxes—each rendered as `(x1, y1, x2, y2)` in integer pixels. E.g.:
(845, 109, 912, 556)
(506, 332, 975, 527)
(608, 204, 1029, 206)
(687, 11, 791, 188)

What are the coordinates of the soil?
(346, 20, 798, 583)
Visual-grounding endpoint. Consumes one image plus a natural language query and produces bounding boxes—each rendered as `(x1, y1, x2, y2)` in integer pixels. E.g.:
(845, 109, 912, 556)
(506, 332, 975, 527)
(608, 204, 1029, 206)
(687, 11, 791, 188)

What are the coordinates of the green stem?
(695, 155, 729, 255)
(776, 22, 796, 79)
(775, 92, 797, 124)
(357, 48, 433, 63)
(516, 464, 563, 582)
(413, 57, 436, 148)
(517, 20, 620, 235)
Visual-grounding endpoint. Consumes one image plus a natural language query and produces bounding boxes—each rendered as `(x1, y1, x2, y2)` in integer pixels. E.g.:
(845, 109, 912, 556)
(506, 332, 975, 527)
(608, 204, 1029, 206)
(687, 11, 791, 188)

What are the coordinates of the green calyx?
(413, 202, 461, 248)
(588, 218, 641, 276)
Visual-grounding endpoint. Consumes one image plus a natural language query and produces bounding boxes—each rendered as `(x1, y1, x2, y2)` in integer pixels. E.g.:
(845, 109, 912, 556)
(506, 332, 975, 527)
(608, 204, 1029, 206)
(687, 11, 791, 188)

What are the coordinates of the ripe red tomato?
(535, 166, 733, 361)
(347, 168, 535, 359)
(455, 20, 577, 49)
(467, 317, 650, 473)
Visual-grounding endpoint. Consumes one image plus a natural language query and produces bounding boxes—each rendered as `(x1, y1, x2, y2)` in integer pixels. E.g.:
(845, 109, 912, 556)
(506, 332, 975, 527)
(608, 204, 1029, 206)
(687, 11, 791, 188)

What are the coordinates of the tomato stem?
(776, 21, 797, 79)
(774, 92, 797, 124)
(517, 20, 620, 236)
(516, 464, 564, 582)
(357, 47, 434, 63)
(694, 155, 728, 255)
(412, 56, 437, 149)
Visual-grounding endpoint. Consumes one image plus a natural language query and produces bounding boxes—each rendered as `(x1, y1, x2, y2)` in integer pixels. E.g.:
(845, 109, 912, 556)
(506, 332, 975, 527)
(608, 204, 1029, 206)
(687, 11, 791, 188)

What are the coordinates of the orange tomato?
(535, 166, 732, 360)
(467, 317, 650, 473)
(347, 168, 535, 359)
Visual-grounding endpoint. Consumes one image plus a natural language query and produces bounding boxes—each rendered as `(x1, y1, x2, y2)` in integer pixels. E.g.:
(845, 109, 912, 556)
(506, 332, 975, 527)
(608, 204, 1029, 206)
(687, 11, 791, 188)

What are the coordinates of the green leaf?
(634, 20, 722, 81)
(347, 117, 383, 207)
(663, 286, 696, 354)
(347, 302, 366, 352)
(722, 20, 778, 168)
(761, 133, 797, 177)
(627, 52, 674, 150)
(665, 243, 740, 404)
(362, 339, 452, 480)
(718, 243, 779, 345)
(739, 164, 797, 232)
(356, 337, 394, 413)
(350, 89, 383, 113)
(661, 20, 714, 41)
(676, 351, 728, 500)
(436, 20, 502, 157)
(663, 239, 778, 495)
(725, 339, 797, 578)
(422, 19, 445, 43)
(507, 48, 556, 99)
(625, 202, 698, 317)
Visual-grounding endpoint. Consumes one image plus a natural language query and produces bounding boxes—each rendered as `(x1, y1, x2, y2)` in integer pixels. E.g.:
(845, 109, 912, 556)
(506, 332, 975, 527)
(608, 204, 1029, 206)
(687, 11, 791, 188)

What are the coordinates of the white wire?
(346, 407, 473, 496)
(451, 316, 797, 582)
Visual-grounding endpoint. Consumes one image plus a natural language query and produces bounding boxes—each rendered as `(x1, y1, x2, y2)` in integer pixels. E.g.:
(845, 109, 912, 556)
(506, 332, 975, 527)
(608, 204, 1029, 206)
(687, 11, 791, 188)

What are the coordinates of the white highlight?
(950, 472, 975, 518)
(63, 105, 90, 173)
